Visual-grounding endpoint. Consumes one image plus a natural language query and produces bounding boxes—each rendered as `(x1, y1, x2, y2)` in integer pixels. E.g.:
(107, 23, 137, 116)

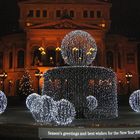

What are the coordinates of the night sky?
(0, 0, 140, 39)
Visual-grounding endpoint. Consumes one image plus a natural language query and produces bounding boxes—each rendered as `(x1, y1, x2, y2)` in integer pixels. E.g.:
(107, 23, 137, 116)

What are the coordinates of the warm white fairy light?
(129, 90, 140, 112)
(26, 93, 39, 110)
(41, 51, 46, 55)
(19, 70, 34, 96)
(56, 47, 61, 51)
(61, 30, 97, 66)
(0, 91, 7, 114)
(54, 99, 76, 125)
(39, 47, 44, 51)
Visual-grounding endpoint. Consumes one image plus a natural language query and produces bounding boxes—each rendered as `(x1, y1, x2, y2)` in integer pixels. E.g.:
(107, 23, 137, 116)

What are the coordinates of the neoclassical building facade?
(0, 0, 139, 96)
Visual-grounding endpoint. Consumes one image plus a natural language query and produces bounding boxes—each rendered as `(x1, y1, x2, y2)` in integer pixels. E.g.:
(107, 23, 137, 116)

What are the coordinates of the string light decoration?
(42, 30, 118, 120)
(54, 99, 76, 125)
(19, 70, 34, 97)
(129, 90, 140, 112)
(27, 94, 76, 124)
(41, 95, 57, 123)
(61, 30, 97, 66)
(30, 96, 43, 122)
(0, 91, 7, 114)
(86, 95, 98, 111)
(30, 95, 57, 123)
(43, 66, 118, 119)
(26, 93, 39, 110)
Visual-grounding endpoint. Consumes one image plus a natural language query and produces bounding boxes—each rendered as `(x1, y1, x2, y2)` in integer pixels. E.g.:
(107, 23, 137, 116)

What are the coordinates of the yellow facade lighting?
(39, 47, 44, 51)
(56, 47, 61, 51)
(86, 52, 92, 55)
(41, 51, 46, 55)
(89, 48, 95, 52)
(72, 47, 79, 51)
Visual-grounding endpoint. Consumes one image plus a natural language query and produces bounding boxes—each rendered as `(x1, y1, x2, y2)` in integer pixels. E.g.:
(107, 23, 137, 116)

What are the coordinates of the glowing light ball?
(86, 95, 98, 111)
(54, 99, 76, 125)
(129, 90, 140, 112)
(30, 95, 57, 123)
(41, 95, 57, 122)
(61, 30, 97, 66)
(26, 93, 39, 110)
(0, 91, 7, 114)
(30, 96, 42, 122)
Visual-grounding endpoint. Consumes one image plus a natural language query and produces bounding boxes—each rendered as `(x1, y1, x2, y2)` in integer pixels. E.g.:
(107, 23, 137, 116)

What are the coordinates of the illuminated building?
(0, 0, 139, 96)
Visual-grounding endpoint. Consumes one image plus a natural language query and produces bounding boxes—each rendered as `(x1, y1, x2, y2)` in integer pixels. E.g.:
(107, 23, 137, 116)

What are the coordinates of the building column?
(99, 41, 106, 67)
(56, 38, 61, 66)
(26, 39, 32, 68)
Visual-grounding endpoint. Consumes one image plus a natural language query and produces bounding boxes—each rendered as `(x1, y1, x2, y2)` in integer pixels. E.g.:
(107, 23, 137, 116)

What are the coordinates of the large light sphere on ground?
(129, 90, 140, 112)
(26, 93, 39, 110)
(41, 95, 57, 123)
(86, 95, 98, 111)
(30, 95, 57, 123)
(61, 30, 97, 66)
(30, 96, 43, 122)
(0, 91, 7, 114)
(54, 99, 76, 125)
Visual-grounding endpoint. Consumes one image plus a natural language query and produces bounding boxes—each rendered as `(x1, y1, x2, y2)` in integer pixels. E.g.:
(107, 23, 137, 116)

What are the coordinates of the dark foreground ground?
(0, 95, 140, 140)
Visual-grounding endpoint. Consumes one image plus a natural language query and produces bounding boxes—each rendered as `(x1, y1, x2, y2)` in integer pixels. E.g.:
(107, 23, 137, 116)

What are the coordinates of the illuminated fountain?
(42, 30, 118, 120)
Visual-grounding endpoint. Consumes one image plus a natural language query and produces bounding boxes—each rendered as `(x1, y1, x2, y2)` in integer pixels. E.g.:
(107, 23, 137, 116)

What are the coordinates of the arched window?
(36, 10, 40, 17)
(106, 51, 114, 69)
(97, 11, 101, 18)
(17, 50, 24, 68)
(56, 49, 65, 66)
(9, 52, 13, 69)
(32, 46, 65, 67)
(32, 48, 42, 66)
(16, 79, 20, 95)
(56, 10, 61, 17)
(0, 52, 3, 69)
(70, 10, 74, 18)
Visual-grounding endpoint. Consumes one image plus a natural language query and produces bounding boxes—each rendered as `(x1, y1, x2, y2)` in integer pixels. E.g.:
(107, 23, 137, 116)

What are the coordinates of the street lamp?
(0, 72, 8, 92)
(56, 47, 61, 66)
(118, 80, 122, 94)
(35, 70, 43, 95)
(125, 72, 133, 94)
(8, 80, 13, 96)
